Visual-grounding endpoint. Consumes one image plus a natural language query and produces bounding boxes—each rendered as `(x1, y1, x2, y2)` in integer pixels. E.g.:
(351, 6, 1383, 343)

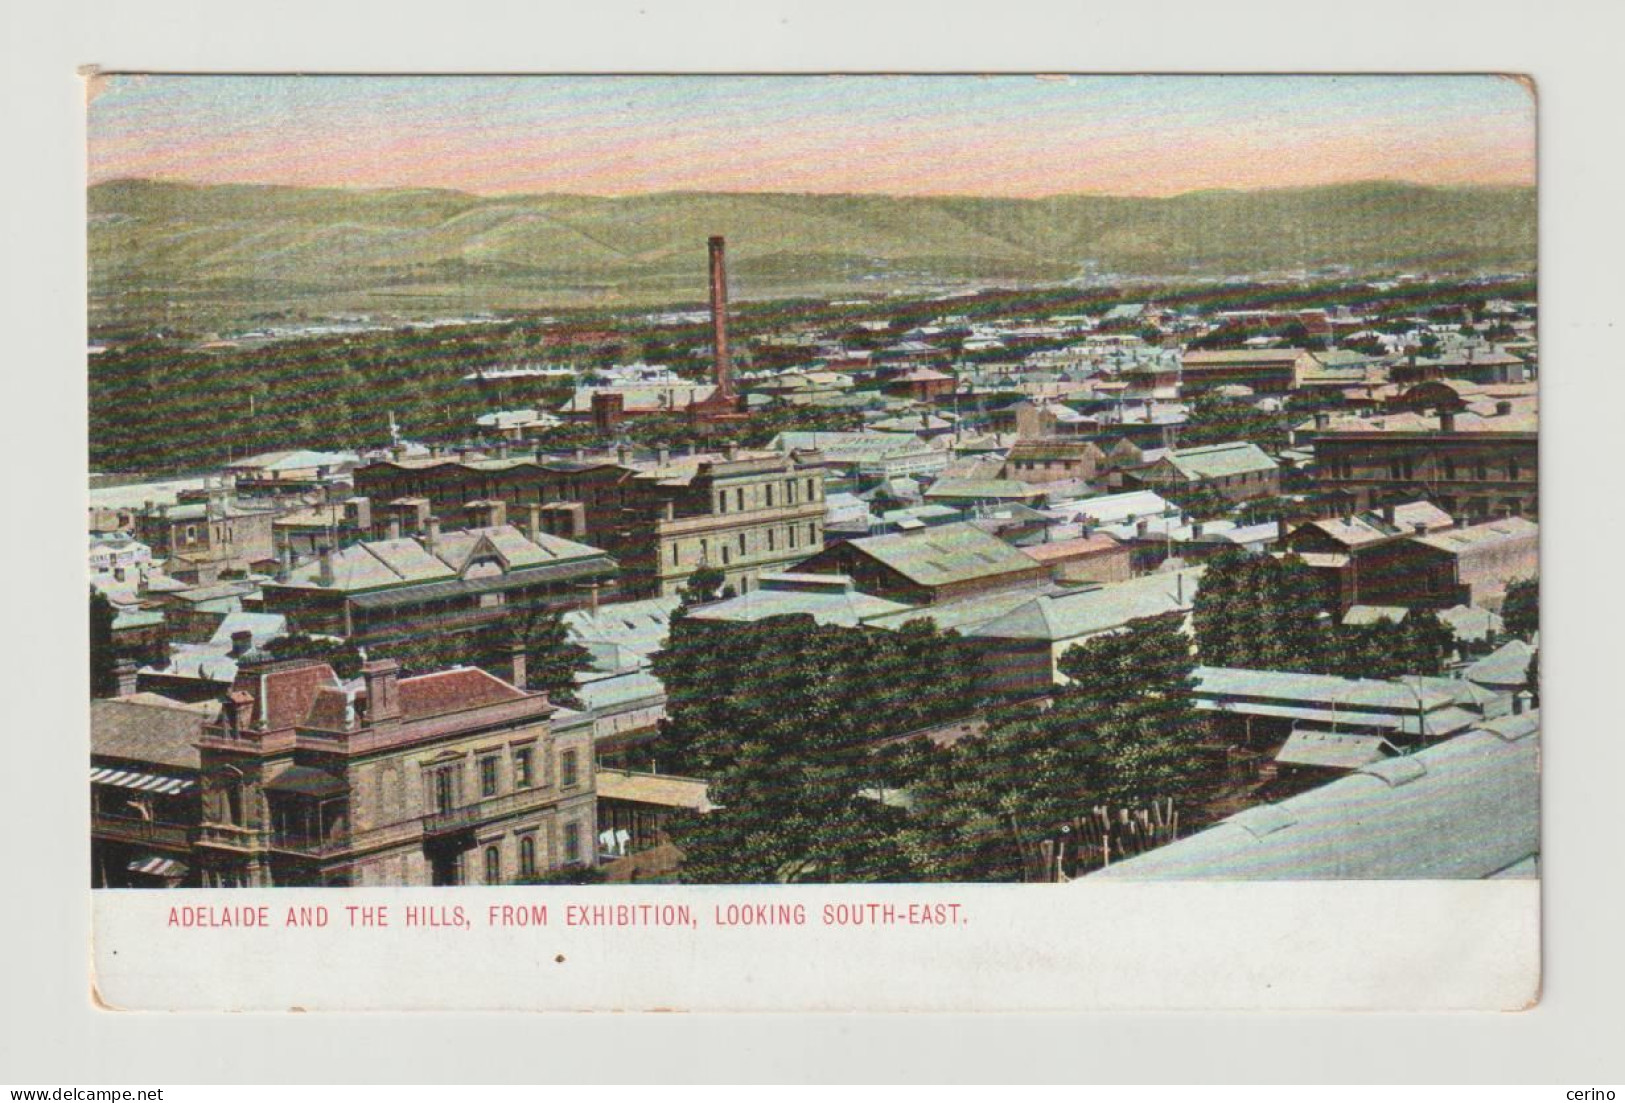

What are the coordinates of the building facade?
(193, 658, 596, 887)
(1311, 407, 1538, 522)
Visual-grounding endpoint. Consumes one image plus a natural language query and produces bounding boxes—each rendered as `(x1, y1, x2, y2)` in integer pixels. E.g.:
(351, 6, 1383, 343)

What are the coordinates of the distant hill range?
(88, 178, 1536, 329)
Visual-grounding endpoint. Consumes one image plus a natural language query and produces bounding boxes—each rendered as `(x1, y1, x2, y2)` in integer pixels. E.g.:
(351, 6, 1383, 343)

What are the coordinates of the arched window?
(484, 845, 501, 885)
(519, 836, 536, 877)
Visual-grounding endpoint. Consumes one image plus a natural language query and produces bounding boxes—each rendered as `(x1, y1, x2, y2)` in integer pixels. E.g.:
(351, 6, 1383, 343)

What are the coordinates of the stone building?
(1133, 441, 1282, 504)
(258, 519, 618, 644)
(193, 658, 596, 887)
(353, 447, 827, 600)
(619, 449, 828, 598)
(1310, 404, 1538, 522)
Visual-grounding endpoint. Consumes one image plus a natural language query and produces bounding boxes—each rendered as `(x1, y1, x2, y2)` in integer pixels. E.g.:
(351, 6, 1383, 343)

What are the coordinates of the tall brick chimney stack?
(708, 236, 733, 400)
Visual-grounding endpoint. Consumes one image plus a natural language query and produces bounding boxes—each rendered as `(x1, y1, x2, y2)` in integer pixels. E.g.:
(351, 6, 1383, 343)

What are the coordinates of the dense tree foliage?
(1177, 393, 1294, 453)
(1193, 549, 1454, 678)
(90, 589, 118, 698)
(264, 608, 590, 706)
(651, 615, 983, 883)
(894, 615, 1211, 880)
(1502, 577, 1539, 640)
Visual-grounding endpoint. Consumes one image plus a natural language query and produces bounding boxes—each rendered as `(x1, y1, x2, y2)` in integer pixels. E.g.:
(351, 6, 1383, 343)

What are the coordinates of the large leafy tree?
(651, 613, 983, 883)
(1502, 577, 1539, 640)
(898, 614, 1210, 881)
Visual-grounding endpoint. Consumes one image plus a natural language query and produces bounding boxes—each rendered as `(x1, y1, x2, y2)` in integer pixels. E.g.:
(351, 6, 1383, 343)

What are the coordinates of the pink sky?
(88, 75, 1536, 198)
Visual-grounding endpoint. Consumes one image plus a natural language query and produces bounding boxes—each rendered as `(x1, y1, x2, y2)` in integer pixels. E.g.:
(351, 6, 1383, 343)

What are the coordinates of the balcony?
(421, 786, 557, 838)
(194, 822, 261, 852)
(268, 832, 351, 859)
(92, 812, 192, 850)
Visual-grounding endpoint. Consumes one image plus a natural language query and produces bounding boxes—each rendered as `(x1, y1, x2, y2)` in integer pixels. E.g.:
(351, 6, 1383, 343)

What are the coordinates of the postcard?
(84, 73, 1539, 1012)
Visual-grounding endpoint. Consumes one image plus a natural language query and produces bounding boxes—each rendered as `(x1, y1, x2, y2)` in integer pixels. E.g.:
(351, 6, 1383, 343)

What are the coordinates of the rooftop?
(829, 522, 1046, 589)
(1089, 715, 1539, 880)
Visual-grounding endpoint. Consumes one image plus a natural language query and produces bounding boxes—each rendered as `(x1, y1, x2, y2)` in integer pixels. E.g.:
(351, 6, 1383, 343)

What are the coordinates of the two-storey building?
(192, 657, 596, 887)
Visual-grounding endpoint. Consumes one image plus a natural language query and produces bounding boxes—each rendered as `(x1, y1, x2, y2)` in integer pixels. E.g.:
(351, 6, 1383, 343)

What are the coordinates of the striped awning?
(127, 855, 187, 877)
(90, 767, 195, 796)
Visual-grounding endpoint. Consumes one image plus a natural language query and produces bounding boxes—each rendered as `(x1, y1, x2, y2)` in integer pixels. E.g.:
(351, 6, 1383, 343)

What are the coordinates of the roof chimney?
(387, 516, 402, 541)
(361, 659, 401, 723)
(318, 547, 335, 587)
(527, 503, 543, 543)
(1439, 410, 1456, 433)
(1382, 503, 1396, 527)
(229, 629, 254, 658)
(113, 658, 139, 698)
(1496, 399, 1513, 417)
(709, 236, 734, 400)
(1413, 521, 1428, 535)
(509, 642, 528, 691)
(425, 516, 441, 553)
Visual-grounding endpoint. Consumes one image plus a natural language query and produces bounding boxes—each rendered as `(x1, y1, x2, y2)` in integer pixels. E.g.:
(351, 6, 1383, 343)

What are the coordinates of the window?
(563, 822, 581, 864)
(736, 488, 745, 511)
(430, 765, 459, 813)
(560, 749, 579, 789)
(671, 543, 679, 566)
(1442, 457, 1456, 481)
(808, 523, 817, 545)
(1508, 459, 1520, 481)
(789, 526, 798, 548)
(519, 835, 536, 876)
(806, 478, 816, 500)
(767, 529, 776, 552)
(484, 845, 501, 884)
(721, 546, 731, 565)
(479, 756, 499, 798)
(738, 533, 747, 555)
(766, 484, 775, 507)
(513, 746, 532, 788)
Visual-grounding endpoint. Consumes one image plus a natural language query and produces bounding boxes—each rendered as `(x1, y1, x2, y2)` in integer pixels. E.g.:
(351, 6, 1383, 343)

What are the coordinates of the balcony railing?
(421, 786, 557, 837)
(92, 812, 192, 850)
(268, 832, 351, 858)
(194, 822, 261, 851)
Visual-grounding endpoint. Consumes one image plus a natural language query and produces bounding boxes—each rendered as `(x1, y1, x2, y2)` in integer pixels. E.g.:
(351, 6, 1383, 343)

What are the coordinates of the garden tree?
(1192, 550, 1329, 672)
(371, 607, 591, 707)
(1325, 610, 1453, 681)
(675, 564, 727, 608)
(1178, 392, 1294, 453)
(266, 633, 365, 680)
(649, 614, 983, 883)
(485, 604, 592, 708)
(89, 589, 118, 699)
(1502, 577, 1539, 640)
(1157, 482, 1232, 522)
(895, 615, 1211, 881)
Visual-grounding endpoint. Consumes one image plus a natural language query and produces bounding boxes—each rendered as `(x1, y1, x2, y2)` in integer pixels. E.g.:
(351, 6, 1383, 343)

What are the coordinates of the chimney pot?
(425, 516, 441, 552)
(229, 629, 253, 658)
(1383, 503, 1396, 526)
(1439, 409, 1457, 433)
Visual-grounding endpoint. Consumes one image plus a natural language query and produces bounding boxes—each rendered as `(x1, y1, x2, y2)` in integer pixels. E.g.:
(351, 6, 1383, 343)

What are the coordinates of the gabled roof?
(1089, 717, 1539, 880)
(396, 666, 530, 720)
(968, 568, 1201, 642)
(91, 697, 209, 770)
(1155, 441, 1278, 481)
(830, 522, 1044, 588)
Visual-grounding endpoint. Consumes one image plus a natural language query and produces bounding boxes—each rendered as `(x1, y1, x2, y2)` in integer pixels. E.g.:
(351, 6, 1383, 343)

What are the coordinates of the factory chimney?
(708, 236, 734, 400)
